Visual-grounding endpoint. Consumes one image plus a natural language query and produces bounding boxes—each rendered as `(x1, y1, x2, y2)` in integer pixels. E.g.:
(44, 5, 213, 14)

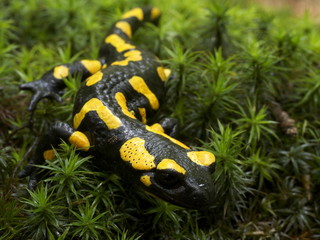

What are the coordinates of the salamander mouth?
(159, 192, 212, 209)
(147, 184, 214, 209)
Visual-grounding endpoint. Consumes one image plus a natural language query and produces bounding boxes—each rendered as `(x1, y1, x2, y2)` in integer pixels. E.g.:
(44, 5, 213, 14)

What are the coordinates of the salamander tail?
(109, 7, 160, 40)
(115, 7, 160, 38)
(99, 7, 161, 61)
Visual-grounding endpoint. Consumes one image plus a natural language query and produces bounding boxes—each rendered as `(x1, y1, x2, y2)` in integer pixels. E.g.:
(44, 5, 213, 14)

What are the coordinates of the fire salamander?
(19, 7, 216, 209)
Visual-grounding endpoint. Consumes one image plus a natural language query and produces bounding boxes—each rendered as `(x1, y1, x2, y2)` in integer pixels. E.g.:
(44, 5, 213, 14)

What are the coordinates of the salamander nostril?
(188, 183, 213, 206)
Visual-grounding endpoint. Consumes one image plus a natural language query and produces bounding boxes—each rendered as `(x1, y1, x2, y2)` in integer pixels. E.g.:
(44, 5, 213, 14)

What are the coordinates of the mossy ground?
(1, 0, 320, 239)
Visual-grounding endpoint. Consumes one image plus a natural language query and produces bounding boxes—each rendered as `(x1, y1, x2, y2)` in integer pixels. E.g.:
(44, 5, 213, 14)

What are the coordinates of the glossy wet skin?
(83, 113, 216, 209)
(19, 7, 216, 209)
(149, 150, 215, 209)
(142, 154, 215, 209)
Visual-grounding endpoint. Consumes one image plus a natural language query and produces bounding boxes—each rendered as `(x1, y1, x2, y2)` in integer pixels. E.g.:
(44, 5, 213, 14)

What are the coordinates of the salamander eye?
(154, 170, 184, 189)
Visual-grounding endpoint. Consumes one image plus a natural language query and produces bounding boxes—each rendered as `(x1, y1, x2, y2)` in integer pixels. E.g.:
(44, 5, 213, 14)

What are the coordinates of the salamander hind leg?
(18, 121, 90, 189)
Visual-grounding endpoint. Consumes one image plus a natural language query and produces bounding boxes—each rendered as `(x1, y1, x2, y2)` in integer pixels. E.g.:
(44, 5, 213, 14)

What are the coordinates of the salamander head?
(119, 136, 215, 209)
(139, 150, 216, 209)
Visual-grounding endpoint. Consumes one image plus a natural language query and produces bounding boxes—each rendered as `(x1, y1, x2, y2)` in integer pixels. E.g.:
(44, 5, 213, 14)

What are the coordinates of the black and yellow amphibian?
(19, 7, 216, 209)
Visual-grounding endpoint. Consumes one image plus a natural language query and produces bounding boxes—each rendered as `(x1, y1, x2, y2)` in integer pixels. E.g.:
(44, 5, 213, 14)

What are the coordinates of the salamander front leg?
(18, 121, 90, 189)
(21, 59, 105, 112)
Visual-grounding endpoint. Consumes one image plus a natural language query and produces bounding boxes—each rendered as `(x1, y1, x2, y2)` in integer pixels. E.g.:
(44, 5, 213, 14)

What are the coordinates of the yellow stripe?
(150, 123, 164, 133)
(115, 21, 132, 38)
(86, 71, 103, 86)
(53, 65, 69, 79)
(111, 50, 142, 66)
(105, 34, 136, 52)
(121, 8, 144, 21)
(140, 175, 152, 186)
(129, 76, 159, 110)
(73, 98, 122, 129)
(68, 131, 90, 151)
(120, 137, 156, 170)
(157, 159, 186, 174)
(81, 60, 102, 74)
(151, 8, 161, 20)
(138, 107, 147, 123)
(157, 66, 167, 82)
(115, 92, 136, 119)
(164, 68, 171, 79)
(146, 125, 190, 149)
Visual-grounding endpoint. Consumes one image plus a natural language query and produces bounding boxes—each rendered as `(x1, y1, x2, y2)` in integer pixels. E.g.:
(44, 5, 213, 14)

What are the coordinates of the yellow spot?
(121, 8, 143, 21)
(115, 92, 136, 119)
(129, 76, 159, 110)
(187, 151, 216, 167)
(73, 98, 122, 130)
(120, 137, 156, 170)
(69, 131, 90, 151)
(81, 60, 102, 74)
(125, 50, 142, 58)
(138, 107, 147, 123)
(157, 159, 186, 174)
(111, 50, 142, 66)
(53, 65, 69, 79)
(115, 21, 132, 38)
(102, 64, 107, 69)
(105, 34, 136, 52)
(140, 175, 152, 186)
(150, 123, 164, 133)
(157, 66, 167, 82)
(164, 68, 171, 78)
(43, 149, 55, 161)
(86, 71, 103, 86)
(151, 8, 161, 20)
(146, 125, 190, 149)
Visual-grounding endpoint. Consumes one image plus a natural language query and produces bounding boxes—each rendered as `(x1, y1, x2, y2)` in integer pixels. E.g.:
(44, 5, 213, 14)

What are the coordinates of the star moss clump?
(1, 0, 320, 239)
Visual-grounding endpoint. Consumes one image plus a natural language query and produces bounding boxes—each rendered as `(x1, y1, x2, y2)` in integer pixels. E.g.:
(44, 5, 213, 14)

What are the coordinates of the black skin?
(19, 7, 216, 209)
